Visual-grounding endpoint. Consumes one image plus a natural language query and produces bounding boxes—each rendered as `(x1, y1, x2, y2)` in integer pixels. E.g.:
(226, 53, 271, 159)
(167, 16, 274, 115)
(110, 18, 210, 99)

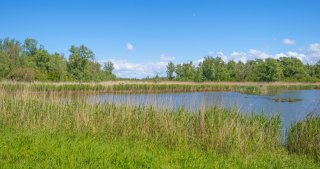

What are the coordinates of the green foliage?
(280, 57, 307, 80)
(0, 52, 11, 79)
(175, 62, 196, 81)
(167, 56, 319, 82)
(9, 67, 36, 82)
(0, 37, 117, 82)
(103, 61, 116, 80)
(287, 116, 320, 162)
(0, 90, 319, 168)
(256, 58, 283, 81)
(23, 38, 38, 56)
(166, 61, 175, 80)
(47, 53, 69, 81)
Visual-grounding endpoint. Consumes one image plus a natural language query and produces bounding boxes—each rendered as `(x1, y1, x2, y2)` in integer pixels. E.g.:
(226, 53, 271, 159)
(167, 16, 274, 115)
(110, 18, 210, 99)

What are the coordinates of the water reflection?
(88, 90, 320, 128)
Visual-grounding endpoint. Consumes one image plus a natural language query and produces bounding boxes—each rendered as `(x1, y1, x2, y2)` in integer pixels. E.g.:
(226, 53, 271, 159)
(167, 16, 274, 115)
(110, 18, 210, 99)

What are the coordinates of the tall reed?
(287, 116, 320, 161)
(0, 89, 281, 155)
(1, 82, 320, 94)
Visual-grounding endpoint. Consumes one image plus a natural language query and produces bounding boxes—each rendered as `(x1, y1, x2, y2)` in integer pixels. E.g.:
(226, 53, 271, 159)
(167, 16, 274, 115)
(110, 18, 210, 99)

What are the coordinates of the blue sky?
(1, 0, 320, 78)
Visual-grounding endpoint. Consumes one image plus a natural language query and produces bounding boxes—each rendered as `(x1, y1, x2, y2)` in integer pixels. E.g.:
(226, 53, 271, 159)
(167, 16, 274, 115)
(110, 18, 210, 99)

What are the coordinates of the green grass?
(287, 116, 320, 162)
(0, 87, 319, 168)
(0, 129, 318, 169)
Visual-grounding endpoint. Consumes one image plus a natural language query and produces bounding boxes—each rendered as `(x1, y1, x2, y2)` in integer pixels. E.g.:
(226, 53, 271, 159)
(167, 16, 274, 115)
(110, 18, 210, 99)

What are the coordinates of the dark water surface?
(89, 90, 320, 128)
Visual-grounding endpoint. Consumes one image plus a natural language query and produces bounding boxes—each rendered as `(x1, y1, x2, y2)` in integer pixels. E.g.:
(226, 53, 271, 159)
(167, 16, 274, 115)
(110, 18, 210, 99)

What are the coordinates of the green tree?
(194, 62, 204, 82)
(47, 53, 69, 81)
(103, 61, 116, 80)
(68, 45, 95, 81)
(0, 38, 21, 60)
(226, 61, 237, 81)
(279, 57, 306, 80)
(166, 61, 175, 80)
(23, 38, 38, 56)
(0, 52, 10, 79)
(256, 58, 283, 81)
(201, 56, 228, 81)
(315, 61, 320, 79)
(202, 56, 215, 81)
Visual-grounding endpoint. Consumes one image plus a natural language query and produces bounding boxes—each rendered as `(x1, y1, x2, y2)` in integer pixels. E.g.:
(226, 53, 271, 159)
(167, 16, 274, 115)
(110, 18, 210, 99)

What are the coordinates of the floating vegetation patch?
(272, 97, 303, 103)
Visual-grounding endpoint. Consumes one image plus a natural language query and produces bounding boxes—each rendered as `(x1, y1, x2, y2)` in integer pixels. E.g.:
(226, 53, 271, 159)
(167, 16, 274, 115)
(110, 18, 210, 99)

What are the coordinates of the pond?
(88, 90, 320, 129)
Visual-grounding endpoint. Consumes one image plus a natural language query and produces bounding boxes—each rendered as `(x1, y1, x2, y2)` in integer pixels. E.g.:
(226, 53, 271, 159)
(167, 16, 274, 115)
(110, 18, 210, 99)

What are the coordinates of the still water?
(89, 90, 320, 128)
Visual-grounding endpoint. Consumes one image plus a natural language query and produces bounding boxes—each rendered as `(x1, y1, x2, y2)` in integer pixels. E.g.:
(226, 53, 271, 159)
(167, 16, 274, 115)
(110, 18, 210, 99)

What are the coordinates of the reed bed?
(1, 81, 320, 94)
(0, 90, 280, 154)
(287, 116, 320, 162)
(0, 85, 319, 168)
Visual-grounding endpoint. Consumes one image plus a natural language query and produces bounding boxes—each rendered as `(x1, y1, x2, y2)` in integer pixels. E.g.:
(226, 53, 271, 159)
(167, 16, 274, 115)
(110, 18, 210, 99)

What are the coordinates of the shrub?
(9, 67, 36, 82)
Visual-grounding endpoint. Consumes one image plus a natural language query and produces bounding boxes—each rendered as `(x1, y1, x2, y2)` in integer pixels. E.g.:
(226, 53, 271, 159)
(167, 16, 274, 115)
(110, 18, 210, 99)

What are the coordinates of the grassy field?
(0, 84, 319, 168)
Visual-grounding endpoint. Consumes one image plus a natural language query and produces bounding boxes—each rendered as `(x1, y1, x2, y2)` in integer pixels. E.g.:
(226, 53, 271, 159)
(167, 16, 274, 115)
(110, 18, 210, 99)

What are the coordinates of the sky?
(1, 0, 320, 78)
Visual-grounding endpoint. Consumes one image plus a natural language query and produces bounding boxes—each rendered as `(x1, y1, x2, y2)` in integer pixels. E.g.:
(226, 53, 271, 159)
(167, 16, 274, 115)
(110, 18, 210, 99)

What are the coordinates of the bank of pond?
(0, 84, 319, 167)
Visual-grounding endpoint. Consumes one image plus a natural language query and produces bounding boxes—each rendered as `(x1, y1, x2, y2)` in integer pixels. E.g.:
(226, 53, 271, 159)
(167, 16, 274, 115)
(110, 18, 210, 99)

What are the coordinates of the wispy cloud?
(103, 59, 167, 79)
(283, 38, 295, 45)
(126, 43, 134, 51)
(160, 54, 175, 62)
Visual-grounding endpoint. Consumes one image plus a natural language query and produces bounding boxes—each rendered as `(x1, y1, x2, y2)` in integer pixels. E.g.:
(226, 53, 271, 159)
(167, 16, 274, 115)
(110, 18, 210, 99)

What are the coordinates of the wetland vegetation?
(0, 83, 319, 168)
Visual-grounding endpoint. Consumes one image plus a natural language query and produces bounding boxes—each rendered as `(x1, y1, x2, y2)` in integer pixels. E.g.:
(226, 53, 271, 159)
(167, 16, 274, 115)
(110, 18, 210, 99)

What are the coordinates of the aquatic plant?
(287, 115, 320, 162)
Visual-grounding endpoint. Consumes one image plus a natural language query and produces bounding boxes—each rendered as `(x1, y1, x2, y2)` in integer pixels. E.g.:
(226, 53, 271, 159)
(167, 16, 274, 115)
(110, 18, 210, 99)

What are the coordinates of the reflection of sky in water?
(88, 90, 320, 129)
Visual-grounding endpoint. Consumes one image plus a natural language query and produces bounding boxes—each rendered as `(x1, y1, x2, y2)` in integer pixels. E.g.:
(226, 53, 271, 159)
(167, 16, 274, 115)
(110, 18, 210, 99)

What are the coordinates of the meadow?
(0, 82, 319, 168)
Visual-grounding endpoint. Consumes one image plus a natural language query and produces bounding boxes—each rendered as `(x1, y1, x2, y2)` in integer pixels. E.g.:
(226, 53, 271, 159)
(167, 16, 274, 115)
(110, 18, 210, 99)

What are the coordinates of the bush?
(9, 68, 36, 82)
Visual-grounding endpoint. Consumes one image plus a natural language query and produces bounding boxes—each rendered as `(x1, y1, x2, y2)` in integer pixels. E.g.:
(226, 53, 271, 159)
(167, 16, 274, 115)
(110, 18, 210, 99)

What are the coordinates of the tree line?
(1, 37, 319, 82)
(0, 38, 115, 82)
(166, 56, 320, 82)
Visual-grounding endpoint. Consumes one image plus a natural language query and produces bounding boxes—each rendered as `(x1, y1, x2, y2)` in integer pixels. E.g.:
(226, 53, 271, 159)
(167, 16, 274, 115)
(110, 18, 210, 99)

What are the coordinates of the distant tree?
(202, 56, 215, 81)
(226, 60, 237, 81)
(47, 53, 69, 81)
(194, 62, 204, 82)
(23, 38, 38, 56)
(279, 57, 306, 80)
(0, 38, 21, 60)
(68, 45, 95, 81)
(0, 52, 10, 79)
(104, 61, 114, 75)
(315, 61, 320, 79)
(201, 56, 228, 81)
(103, 61, 116, 80)
(83, 61, 101, 81)
(256, 58, 283, 81)
(166, 61, 175, 80)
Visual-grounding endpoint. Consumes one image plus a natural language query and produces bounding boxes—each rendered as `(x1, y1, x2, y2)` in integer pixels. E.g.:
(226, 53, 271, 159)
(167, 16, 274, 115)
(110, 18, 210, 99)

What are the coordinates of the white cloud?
(106, 59, 167, 79)
(228, 49, 271, 63)
(160, 54, 175, 62)
(283, 38, 295, 45)
(305, 43, 320, 64)
(126, 43, 134, 51)
(101, 42, 320, 79)
(286, 51, 306, 61)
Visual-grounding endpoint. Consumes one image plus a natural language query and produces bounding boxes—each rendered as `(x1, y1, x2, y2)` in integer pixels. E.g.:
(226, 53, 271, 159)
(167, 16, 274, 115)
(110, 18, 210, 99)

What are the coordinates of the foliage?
(0, 89, 319, 168)
(287, 116, 320, 162)
(167, 56, 319, 82)
(166, 61, 175, 80)
(9, 67, 36, 82)
(0, 38, 116, 82)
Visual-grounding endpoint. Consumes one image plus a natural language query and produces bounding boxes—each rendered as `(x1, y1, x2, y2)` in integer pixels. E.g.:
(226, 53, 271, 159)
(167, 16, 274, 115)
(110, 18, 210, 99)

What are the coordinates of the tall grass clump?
(1, 87, 320, 167)
(0, 89, 281, 155)
(1, 81, 320, 94)
(287, 116, 320, 161)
